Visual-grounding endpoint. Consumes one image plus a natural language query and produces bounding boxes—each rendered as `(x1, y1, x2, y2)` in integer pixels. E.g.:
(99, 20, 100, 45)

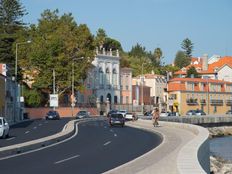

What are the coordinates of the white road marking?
(103, 141, 111, 146)
(33, 127, 37, 129)
(54, 155, 80, 164)
(39, 124, 42, 126)
(114, 133, 117, 137)
(25, 131, 30, 134)
(110, 129, 113, 132)
(0, 122, 79, 161)
(6, 137, 15, 141)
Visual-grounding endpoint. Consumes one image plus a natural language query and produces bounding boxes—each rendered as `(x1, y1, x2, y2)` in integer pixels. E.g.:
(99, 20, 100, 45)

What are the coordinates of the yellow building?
(168, 78, 232, 116)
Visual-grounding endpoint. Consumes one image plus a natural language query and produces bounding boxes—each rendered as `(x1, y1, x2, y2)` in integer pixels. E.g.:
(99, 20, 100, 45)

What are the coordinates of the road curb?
(0, 119, 77, 158)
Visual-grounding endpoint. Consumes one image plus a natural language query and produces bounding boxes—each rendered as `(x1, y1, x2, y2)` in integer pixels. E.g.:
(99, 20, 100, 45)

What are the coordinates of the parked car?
(107, 109, 118, 117)
(160, 111, 170, 117)
(109, 113, 125, 127)
(125, 112, 137, 120)
(144, 111, 152, 116)
(0, 117, 9, 138)
(186, 110, 196, 116)
(76, 110, 90, 119)
(195, 109, 206, 116)
(226, 110, 232, 115)
(45, 110, 60, 120)
(118, 110, 127, 118)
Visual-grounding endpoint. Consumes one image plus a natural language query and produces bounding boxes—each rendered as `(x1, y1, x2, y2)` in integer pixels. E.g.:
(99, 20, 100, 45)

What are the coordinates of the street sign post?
(50, 94, 59, 107)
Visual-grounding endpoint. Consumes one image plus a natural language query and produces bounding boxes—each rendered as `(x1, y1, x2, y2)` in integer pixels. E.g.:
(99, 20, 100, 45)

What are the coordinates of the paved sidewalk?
(105, 120, 195, 174)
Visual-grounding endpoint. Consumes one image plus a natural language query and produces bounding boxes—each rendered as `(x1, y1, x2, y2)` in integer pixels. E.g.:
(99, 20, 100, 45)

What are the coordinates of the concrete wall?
(25, 107, 98, 119)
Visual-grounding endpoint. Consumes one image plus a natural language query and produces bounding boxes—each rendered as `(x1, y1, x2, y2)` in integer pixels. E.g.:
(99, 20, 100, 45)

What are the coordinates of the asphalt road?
(0, 120, 162, 174)
(0, 118, 71, 147)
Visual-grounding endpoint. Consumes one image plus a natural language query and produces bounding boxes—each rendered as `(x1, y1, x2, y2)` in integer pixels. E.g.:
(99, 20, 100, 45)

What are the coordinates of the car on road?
(125, 112, 138, 120)
(45, 110, 60, 120)
(186, 110, 196, 116)
(76, 110, 90, 119)
(160, 111, 170, 117)
(144, 111, 152, 116)
(0, 117, 9, 138)
(109, 113, 125, 127)
(195, 109, 206, 116)
(107, 109, 118, 117)
(118, 110, 127, 118)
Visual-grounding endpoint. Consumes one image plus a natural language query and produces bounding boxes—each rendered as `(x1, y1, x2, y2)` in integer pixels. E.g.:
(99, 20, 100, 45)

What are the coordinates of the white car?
(0, 117, 9, 138)
(125, 112, 134, 120)
(118, 110, 127, 118)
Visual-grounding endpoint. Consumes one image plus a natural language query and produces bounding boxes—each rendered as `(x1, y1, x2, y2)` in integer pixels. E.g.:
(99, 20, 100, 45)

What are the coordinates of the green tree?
(94, 28, 106, 49)
(174, 50, 191, 69)
(181, 38, 194, 58)
(20, 9, 95, 98)
(24, 88, 42, 107)
(0, 0, 27, 69)
(186, 66, 199, 78)
(129, 43, 146, 58)
(152, 47, 163, 66)
(104, 37, 122, 51)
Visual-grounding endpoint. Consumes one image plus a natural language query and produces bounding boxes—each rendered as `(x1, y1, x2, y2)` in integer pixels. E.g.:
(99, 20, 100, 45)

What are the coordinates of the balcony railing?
(226, 100, 232, 106)
(186, 98, 198, 105)
(210, 99, 223, 105)
(200, 99, 206, 104)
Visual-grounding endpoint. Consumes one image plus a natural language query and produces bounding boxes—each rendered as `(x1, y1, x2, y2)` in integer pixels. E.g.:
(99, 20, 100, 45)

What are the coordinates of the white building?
(87, 48, 121, 104)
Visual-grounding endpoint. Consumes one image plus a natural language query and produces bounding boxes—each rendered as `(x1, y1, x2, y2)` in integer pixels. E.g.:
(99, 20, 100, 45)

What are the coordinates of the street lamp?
(15, 40, 32, 81)
(141, 62, 145, 115)
(71, 57, 84, 117)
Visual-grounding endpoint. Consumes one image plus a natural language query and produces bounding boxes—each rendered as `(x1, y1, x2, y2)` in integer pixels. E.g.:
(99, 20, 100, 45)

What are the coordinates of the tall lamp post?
(141, 63, 145, 115)
(15, 40, 31, 121)
(71, 57, 84, 117)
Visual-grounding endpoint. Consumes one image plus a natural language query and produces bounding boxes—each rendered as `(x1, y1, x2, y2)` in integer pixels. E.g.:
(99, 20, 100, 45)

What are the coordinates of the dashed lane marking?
(6, 137, 15, 141)
(54, 155, 80, 164)
(103, 141, 111, 146)
(25, 131, 30, 134)
(114, 134, 117, 137)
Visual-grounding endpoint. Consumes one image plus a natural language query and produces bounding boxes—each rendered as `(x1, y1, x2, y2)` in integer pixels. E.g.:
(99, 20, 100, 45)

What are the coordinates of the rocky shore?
(208, 127, 232, 174)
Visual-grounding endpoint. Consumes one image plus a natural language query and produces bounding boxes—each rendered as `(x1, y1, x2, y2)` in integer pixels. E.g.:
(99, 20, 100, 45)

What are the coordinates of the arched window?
(99, 67, 103, 85)
(112, 68, 117, 86)
(106, 68, 110, 85)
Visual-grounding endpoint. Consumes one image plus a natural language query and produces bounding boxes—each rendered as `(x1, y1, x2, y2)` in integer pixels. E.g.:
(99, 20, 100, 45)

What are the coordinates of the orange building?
(168, 78, 232, 116)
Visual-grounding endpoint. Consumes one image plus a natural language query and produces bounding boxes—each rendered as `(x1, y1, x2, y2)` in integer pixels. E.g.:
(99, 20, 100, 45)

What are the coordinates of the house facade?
(175, 55, 232, 82)
(120, 68, 132, 104)
(168, 78, 232, 116)
(132, 74, 167, 109)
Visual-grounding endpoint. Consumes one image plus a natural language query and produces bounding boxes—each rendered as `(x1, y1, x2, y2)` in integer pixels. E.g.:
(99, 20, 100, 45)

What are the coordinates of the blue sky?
(21, 0, 232, 64)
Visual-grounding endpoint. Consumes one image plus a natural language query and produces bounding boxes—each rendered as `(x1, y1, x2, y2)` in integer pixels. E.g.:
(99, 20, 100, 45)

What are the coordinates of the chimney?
(202, 54, 208, 71)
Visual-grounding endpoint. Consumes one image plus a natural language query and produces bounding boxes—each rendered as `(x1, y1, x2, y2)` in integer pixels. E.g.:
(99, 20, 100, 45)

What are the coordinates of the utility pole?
(53, 69, 56, 111)
(141, 63, 144, 115)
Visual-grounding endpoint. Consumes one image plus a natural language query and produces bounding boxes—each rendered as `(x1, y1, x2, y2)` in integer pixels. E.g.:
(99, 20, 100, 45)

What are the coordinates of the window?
(114, 96, 118, 104)
(99, 68, 103, 85)
(113, 68, 117, 85)
(106, 68, 110, 85)
(100, 96, 104, 103)
(126, 85, 129, 90)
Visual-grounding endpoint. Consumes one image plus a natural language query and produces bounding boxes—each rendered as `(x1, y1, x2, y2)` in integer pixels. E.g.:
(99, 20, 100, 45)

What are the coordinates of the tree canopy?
(174, 50, 191, 69)
(186, 66, 199, 78)
(19, 9, 95, 96)
(181, 38, 194, 58)
(0, 0, 27, 69)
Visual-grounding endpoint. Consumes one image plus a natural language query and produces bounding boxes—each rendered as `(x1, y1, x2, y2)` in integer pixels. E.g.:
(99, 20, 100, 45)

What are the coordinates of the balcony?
(186, 98, 198, 105)
(210, 99, 223, 105)
(200, 99, 206, 105)
(226, 100, 232, 106)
